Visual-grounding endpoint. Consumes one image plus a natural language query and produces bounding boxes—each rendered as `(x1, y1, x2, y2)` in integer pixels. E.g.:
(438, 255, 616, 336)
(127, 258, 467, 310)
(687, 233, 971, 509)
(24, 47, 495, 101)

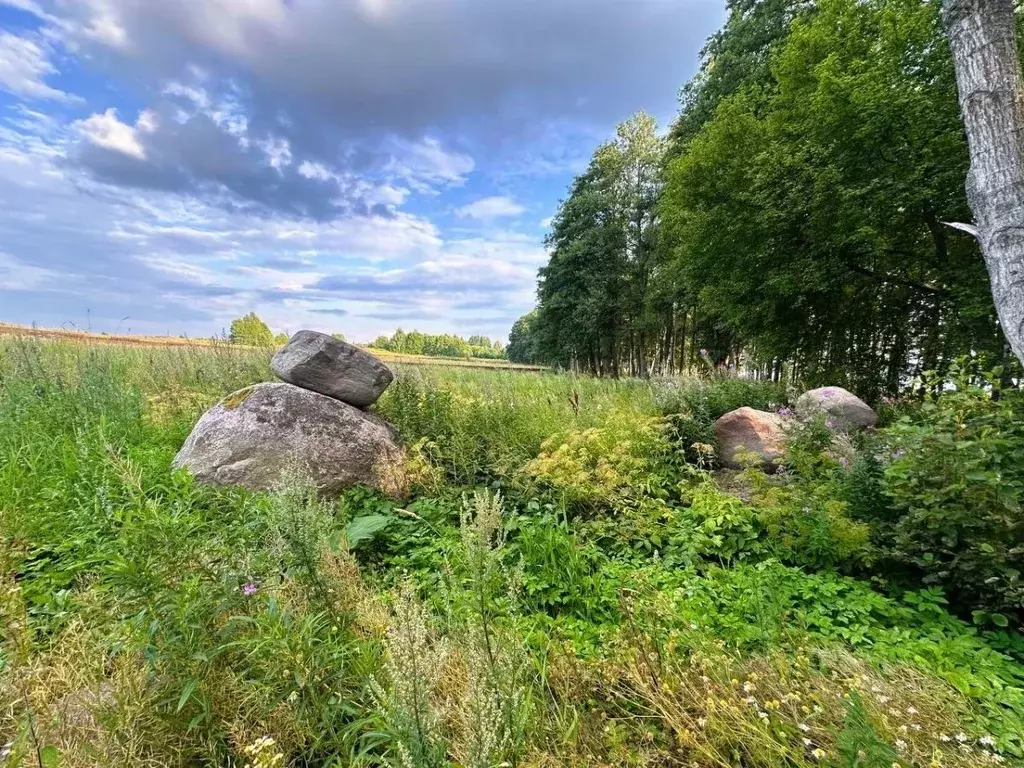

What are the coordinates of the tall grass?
(1, 338, 1021, 767)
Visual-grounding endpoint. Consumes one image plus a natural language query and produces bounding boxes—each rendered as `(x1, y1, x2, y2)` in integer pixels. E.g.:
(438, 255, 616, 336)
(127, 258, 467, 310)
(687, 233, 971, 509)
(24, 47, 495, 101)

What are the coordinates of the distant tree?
(368, 329, 506, 359)
(332, 332, 347, 342)
(230, 313, 275, 347)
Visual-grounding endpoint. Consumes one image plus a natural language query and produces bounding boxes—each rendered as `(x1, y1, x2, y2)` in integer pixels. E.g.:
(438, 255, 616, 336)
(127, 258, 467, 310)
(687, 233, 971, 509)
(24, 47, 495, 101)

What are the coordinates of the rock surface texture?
(714, 407, 788, 469)
(796, 386, 877, 431)
(173, 383, 405, 497)
(272, 330, 394, 408)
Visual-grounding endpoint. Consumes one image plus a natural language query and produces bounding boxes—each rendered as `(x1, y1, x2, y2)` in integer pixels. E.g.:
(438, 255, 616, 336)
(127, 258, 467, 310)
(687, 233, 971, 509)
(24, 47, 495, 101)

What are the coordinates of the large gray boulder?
(796, 386, 877, 431)
(173, 383, 405, 497)
(714, 407, 788, 470)
(272, 330, 394, 408)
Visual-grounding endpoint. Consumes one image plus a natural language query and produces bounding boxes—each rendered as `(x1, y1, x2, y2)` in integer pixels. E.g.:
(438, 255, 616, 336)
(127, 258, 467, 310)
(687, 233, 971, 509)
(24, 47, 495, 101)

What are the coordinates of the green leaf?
(176, 678, 198, 712)
(990, 613, 1009, 628)
(344, 515, 393, 549)
(40, 745, 61, 768)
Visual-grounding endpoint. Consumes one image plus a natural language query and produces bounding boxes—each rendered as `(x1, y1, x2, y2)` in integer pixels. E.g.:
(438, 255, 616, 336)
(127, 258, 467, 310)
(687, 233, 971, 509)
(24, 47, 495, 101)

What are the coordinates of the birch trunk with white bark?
(943, 0, 1024, 367)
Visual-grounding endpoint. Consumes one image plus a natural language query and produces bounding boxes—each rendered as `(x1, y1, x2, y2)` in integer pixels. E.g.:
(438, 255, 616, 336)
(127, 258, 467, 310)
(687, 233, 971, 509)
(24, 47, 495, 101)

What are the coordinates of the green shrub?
(753, 481, 872, 570)
(666, 482, 765, 565)
(523, 414, 674, 515)
(874, 383, 1024, 628)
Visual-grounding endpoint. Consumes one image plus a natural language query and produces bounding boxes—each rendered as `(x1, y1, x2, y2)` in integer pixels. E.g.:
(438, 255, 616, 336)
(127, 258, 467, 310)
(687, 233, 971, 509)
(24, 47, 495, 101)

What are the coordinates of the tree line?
(509, 0, 1024, 398)
(370, 329, 506, 359)
(226, 315, 506, 361)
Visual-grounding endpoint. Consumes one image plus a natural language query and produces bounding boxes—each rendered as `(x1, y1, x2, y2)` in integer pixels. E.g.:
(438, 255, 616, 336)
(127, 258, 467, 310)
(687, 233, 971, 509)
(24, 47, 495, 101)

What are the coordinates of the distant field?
(0, 323, 546, 370)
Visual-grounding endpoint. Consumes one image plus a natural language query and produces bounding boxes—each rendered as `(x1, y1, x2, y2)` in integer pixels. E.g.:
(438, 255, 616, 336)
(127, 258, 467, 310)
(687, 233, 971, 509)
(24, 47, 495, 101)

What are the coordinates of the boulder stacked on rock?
(272, 329, 394, 408)
(713, 385, 877, 471)
(173, 331, 404, 497)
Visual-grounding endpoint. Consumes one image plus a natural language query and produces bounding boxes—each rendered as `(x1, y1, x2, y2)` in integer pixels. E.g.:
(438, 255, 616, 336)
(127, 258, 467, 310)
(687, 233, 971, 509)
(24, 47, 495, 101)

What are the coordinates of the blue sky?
(0, 0, 722, 342)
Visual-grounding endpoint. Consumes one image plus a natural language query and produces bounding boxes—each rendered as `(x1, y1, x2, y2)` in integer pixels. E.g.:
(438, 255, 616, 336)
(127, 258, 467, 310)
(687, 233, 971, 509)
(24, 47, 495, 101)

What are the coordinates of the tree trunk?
(943, 0, 1024, 367)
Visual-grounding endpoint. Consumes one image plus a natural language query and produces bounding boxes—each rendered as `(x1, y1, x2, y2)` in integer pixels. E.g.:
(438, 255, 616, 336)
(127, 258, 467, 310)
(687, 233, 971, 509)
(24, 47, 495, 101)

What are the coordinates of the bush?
(872, 383, 1024, 628)
(523, 415, 674, 515)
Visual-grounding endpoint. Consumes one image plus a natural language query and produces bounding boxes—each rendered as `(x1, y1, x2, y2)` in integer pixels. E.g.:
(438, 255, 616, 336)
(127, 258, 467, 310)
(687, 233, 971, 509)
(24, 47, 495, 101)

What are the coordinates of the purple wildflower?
(242, 583, 258, 597)
(777, 406, 794, 417)
(839, 457, 850, 468)
(891, 449, 905, 460)
(699, 348, 709, 357)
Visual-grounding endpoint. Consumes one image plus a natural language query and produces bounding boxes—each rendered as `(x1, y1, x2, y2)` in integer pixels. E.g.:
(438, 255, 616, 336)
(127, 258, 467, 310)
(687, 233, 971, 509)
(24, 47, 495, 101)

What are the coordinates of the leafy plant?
(875, 373, 1024, 626)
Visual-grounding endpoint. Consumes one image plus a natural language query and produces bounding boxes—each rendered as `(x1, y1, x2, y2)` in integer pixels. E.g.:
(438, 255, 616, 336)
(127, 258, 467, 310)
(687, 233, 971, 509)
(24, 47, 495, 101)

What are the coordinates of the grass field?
(1, 338, 1022, 768)
(0, 324, 547, 371)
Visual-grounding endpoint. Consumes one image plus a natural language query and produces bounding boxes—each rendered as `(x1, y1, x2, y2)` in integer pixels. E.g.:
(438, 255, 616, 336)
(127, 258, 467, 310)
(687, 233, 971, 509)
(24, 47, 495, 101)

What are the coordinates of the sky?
(0, 0, 722, 343)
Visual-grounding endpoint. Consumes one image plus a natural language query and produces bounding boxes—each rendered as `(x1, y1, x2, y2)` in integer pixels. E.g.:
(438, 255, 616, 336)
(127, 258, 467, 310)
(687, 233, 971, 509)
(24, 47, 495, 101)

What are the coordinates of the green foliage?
(872, 375, 1024, 627)
(658, 0, 1011, 396)
(507, 511, 616, 623)
(345, 514, 394, 550)
(229, 312, 276, 347)
(535, 112, 670, 376)
(370, 329, 506, 360)
(668, 483, 764, 565)
(529, 0, 1018, 392)
(3, 339, 1024, 765)
(834, 691, 902, 768)
(523, 414, 674, 515)
(506, 310, 541, 364)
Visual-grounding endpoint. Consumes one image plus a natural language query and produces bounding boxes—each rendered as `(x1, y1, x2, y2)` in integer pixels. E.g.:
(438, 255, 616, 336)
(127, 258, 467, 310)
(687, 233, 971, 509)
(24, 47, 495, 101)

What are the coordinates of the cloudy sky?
(0, 0, 721, 342)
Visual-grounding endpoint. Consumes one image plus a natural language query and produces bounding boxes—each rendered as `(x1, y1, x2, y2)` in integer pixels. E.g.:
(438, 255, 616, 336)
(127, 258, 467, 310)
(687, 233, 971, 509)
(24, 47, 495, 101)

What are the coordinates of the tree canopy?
(519, 0, 1020, 395)
(229, 313, 276, 347)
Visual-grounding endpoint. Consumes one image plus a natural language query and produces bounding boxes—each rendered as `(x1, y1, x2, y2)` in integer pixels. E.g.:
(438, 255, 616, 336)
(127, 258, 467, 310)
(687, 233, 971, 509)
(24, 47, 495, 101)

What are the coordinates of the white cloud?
(259, 136, 292, 170)
(456, 195, 526, 221)
(74, 108, 147, 159)
(0, 31, 72, 101)
(387, 137, 474, 188)
(298, 160, 333, 181)
(136, 109, 160, 134)
(164, 81, 212, 110)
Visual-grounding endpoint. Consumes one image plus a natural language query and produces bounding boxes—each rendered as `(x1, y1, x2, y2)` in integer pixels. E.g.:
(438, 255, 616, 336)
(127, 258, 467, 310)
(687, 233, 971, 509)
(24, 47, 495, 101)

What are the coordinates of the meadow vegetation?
(1, 338, 1023, 767)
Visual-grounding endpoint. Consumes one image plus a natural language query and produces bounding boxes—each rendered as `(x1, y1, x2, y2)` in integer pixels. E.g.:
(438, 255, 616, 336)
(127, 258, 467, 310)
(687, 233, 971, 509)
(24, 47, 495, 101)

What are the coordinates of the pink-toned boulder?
(714, 407, 788, 470)
(796, 386, 877, 431)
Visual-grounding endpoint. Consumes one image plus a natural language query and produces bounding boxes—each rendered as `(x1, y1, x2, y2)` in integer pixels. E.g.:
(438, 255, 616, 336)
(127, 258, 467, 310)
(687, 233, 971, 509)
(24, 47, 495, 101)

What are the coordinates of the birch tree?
(943, 0, 1024, 367)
